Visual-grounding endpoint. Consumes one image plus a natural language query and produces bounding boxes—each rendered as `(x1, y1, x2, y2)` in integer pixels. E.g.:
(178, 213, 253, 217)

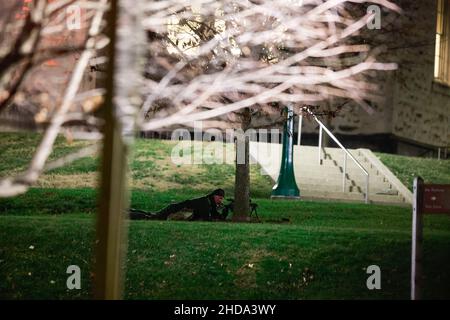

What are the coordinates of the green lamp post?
(271, 104, 300, 199)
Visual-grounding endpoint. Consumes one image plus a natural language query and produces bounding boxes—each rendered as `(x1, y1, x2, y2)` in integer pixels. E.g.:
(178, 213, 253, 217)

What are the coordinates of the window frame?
(434, 0, 450, 85)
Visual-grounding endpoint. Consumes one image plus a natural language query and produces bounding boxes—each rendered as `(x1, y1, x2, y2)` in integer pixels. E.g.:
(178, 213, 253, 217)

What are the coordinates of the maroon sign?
(422, 184, 450, 214)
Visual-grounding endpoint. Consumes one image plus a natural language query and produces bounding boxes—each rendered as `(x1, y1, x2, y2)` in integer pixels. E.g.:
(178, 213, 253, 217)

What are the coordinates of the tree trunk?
(94, 0, 126, 300)
(322, 124, 331, 148)
(233, 109, 251, 222)
(233, 135, 250, 221)
(94, 0, 145, 299)
(322, 102, 332, 148)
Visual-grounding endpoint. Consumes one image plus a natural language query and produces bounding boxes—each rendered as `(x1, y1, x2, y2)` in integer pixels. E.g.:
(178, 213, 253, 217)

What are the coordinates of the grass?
(0, 132, 449, 299)
(0, 132, 92, 176)
(1, 187, 450, 300)
(375, 153, 450, 191)
(0, 133, 273, 197)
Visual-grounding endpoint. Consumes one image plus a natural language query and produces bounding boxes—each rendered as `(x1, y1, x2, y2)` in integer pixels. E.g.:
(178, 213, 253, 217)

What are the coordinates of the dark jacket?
(181, 195, 223, 221)
(155, 195, 226, 221)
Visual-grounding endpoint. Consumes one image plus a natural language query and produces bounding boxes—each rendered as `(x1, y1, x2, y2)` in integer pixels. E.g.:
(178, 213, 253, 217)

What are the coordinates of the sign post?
(411, 177, 450, 300)
(411, 177, 424, 300)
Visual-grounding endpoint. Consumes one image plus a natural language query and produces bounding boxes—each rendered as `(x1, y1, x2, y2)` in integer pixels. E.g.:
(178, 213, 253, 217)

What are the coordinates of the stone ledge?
(358, 148, 413, 204)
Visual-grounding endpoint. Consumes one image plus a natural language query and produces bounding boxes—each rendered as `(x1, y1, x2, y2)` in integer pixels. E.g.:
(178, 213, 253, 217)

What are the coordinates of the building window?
(434, 0, 450, 85)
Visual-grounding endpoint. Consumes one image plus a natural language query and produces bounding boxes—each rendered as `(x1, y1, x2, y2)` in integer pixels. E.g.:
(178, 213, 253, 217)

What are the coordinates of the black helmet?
(210, 188, 225, 197)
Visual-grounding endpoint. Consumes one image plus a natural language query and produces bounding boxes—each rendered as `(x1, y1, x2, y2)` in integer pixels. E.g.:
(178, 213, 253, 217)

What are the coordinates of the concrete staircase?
(249, 142, 412, 206)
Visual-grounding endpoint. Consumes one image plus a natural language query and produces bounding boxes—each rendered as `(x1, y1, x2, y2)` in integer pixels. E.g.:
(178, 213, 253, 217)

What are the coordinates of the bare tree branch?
(44, 143, 99, 172)
(139, 0, 401, 132)
(0, 0, 109, 197)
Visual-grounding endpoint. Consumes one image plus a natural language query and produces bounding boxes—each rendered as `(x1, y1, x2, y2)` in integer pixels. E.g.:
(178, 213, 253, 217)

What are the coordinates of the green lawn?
(1, 188, 450, 300)
(1, 133, 449, 299)
(2, 132, 448, 196)
(376, 153, 450, 191)
(0, 132, 273, 198)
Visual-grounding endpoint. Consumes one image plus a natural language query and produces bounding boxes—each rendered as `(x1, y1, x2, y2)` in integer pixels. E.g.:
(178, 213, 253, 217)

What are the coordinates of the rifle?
(222, 198, 259, 221)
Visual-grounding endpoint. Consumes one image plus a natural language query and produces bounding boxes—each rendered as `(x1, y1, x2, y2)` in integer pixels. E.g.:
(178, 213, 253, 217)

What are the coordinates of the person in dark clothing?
(129, 189, 227, 221)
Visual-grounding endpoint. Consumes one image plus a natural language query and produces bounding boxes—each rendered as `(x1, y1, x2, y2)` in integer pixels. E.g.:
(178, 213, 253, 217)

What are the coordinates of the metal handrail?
(305, 109, 370, 204)
(437, 146, 449, 160)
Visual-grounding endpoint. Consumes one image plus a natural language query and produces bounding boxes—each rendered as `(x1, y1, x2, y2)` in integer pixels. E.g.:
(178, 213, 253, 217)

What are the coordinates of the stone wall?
(301, 0, 450, 151)
(391, 0, 450, 148)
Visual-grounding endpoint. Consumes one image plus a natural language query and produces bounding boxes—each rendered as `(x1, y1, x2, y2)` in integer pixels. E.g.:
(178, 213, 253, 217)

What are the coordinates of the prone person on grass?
(129, 188, 228, 221)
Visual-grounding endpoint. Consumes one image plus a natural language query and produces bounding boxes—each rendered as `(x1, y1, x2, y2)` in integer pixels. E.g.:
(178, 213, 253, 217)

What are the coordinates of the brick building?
(300, 0, 450, 157)
(0, 0, 96, 128)
(1, 1, 449, 157)
(144, 1, 450, 158)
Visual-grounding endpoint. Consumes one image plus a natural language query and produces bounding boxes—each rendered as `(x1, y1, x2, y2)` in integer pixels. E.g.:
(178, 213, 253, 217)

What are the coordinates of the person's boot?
(129, 209, 157, 220)
(144, 212, 162, 220)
